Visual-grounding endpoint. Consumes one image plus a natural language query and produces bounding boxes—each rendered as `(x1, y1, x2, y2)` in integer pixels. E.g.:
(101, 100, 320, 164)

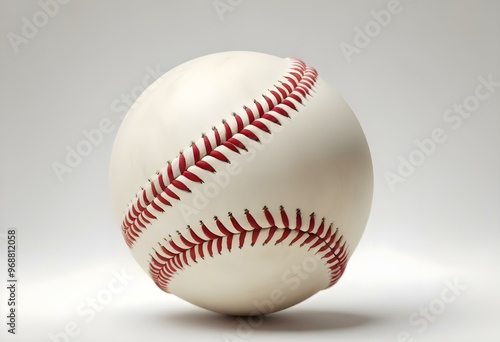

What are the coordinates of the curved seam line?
(121, 58, 318, 247)
(149, 211, 349, 293)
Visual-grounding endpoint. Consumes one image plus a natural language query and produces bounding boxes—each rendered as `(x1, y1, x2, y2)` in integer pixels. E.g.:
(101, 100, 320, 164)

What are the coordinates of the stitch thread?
(149, 207, 348, 293)
(118, 58, 348, 294)
(121, 58, 317, 247)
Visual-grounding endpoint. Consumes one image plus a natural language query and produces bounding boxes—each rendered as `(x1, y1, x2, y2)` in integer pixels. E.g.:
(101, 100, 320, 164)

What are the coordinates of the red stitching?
(120, 58, 318, 247)
(148, 206, 348, 292)
(119, 58, 348, 294)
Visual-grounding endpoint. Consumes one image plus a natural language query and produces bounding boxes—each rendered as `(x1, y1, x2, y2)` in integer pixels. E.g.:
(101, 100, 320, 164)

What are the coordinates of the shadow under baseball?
(162, 308, 380, 332)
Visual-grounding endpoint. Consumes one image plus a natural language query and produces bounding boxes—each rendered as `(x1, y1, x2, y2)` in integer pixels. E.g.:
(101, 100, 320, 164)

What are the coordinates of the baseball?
(109, 51, 373, 315)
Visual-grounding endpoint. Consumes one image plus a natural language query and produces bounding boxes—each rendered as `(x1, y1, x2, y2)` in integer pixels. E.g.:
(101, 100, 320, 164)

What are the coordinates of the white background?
(0, 0, 499, 341)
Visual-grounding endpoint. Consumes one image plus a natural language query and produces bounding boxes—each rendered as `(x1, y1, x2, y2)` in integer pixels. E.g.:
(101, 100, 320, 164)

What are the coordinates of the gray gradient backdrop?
(1, 0, 499, 341)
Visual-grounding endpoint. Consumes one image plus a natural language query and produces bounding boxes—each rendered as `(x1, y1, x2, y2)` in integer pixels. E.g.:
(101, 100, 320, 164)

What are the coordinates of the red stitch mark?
(240, 128, 260, 142)
(227, 137, 247, 151)
(272, 106, 290, 118)
(179, 153, 187, 173)
(168, 239, 184, 253)
(150, 200, 164, 213)
(229, 212, 246, 233)
(307, 213, 315, 233)
(245, 209, 262, 230)
(294, 87, 308, 97)
(171, 179, 190, 193)
(285, 76, 297, 88)
(263, 226, 278, 245)
(301, 233, 316, 247)
(143, 208, 156, 220)
(167, 162, 174, 183)
(142, 191, 150, 207)
(234, 112, 244, 131)
(151, 181, 159, 198)
(280, 206, 289, 227)
(275, 227, 291, 244)
(316, 218, 325, 237)
(188, 226, 205, 244)
(195, 160, 216, 173)
(288, 72, 302, 82)
(223, 141, 240, 154)
(157, 173, 167, 191)
(209, 150, 230, 163)
(225, 233, 233, 252)
(201, 221, 219, 240)
(120, 58, 318, 247)
(217, 236, 226, 254)
(191, 142, 201, 163)
(156, 193, 172, 206)
(238, 230, 247, 248)
(288, 93, 303, 104)
(281, 99, 297, 111)
(148, 207, 349, 292)
(262, 95, 274, 109)
(158, 244, 174, 258)
(270, 89, 282, 103)
(178, 233, 196, 248)
(223, 120, 233, 140)
(252, 120, 271, 134)
(203, 134, 213, 155)
(308, 235, 324, 250)
(261, 113, 281, 125)
(244, 106, 255, 122)
(295, 209, 302, 229)
(213, 127, 221, 146)
(214, 216, 232, 236)
(189, 248, 197, 263)
(207, 239, 214, 257)
(251, 229, 260, 246)
(289, 230, 305, 246)
(255, 100, 264, 116)
(263, 206, 275, 226)
(183, 171, 203, 183)
(276, 84, 288, 99)
(197, 243, 205, 260)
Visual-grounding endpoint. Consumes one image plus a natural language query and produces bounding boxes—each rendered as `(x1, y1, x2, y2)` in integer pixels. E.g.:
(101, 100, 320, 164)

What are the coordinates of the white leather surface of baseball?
(109, 51, 373, 315)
